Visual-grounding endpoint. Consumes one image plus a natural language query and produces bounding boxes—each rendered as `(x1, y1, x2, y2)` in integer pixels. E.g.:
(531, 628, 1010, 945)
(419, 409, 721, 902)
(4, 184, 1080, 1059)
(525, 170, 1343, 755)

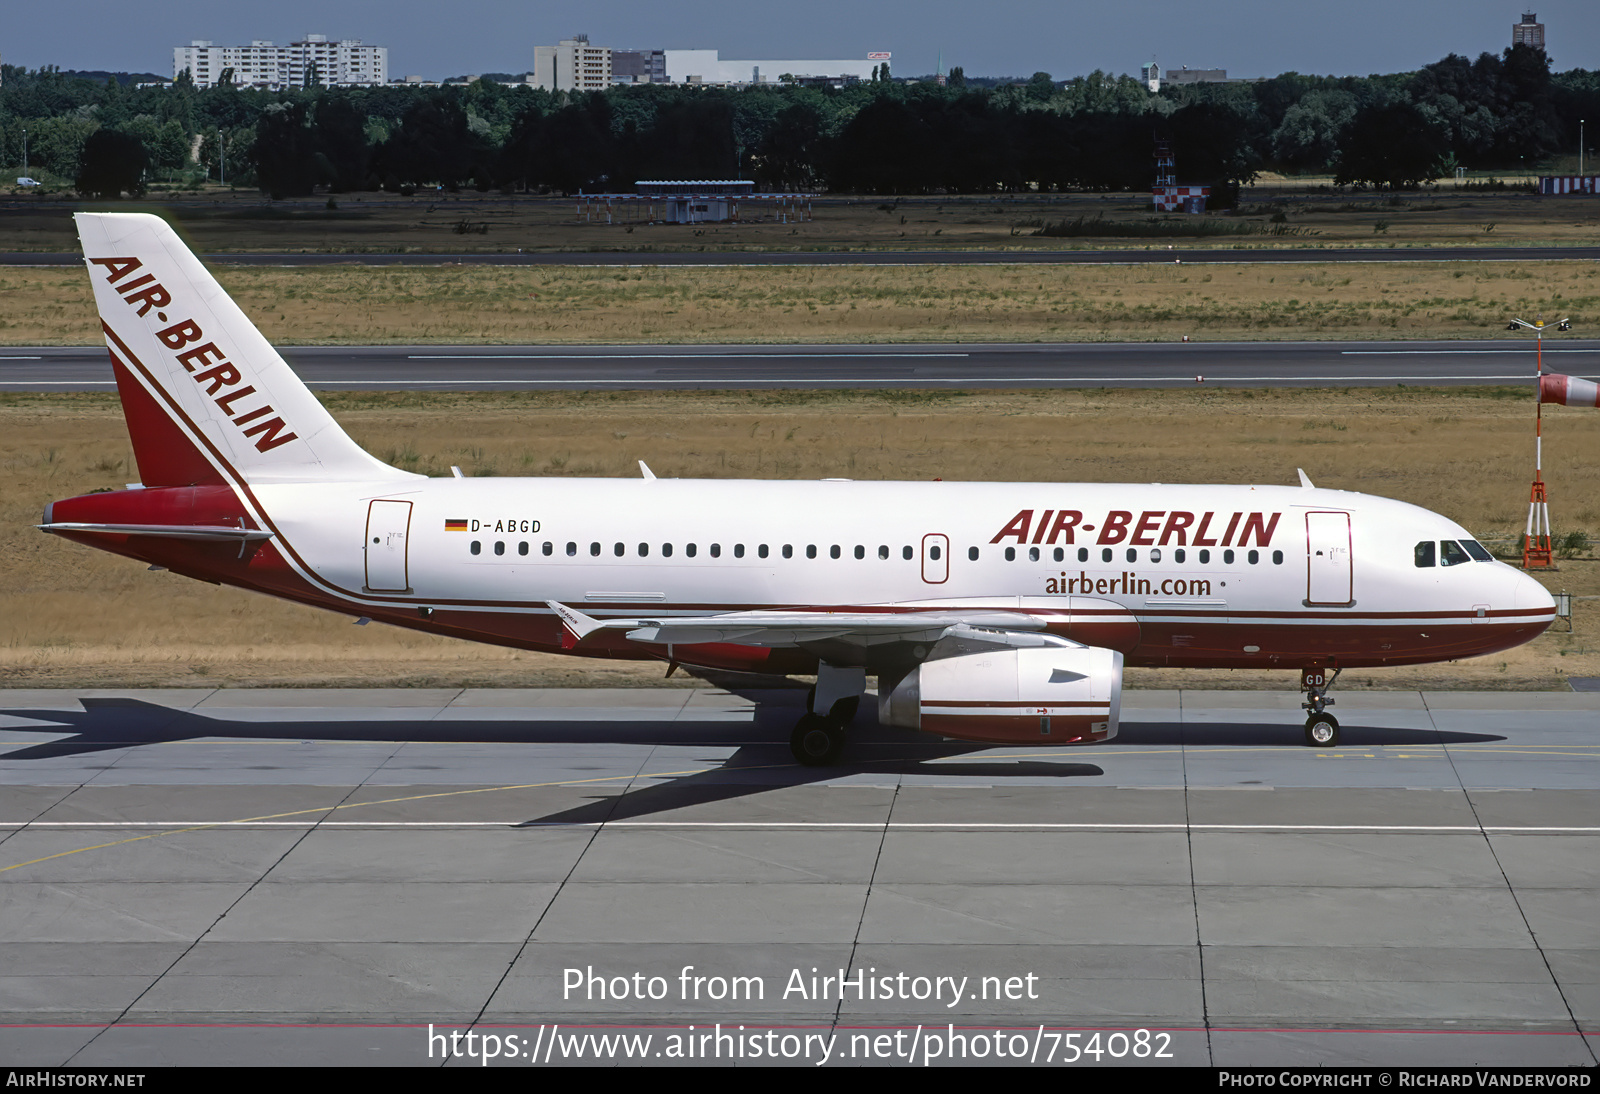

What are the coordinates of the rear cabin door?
(921, 533, 949, 584)
(1305, 511, 1353, 606)
(365, 499, 413, 593)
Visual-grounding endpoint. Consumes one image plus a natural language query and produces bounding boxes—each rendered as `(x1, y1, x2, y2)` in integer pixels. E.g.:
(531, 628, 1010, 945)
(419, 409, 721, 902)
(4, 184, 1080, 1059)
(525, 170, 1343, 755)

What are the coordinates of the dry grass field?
(3, 387, 1596, 691)
(1, 188, 1596, 254)
(2, 260, 1596, 346)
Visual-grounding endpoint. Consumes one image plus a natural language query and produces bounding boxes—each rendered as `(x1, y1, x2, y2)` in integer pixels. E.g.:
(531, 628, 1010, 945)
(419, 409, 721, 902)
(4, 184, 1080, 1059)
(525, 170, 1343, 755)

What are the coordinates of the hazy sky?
(7, 1, 1598, 81)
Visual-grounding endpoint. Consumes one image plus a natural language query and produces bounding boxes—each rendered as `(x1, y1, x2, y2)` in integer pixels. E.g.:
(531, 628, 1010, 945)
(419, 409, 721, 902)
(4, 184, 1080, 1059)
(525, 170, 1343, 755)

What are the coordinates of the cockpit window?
(1440, 540, 1471, 567)
(1461, 540, 1493, 562)
(1414, 541, 1435, 568)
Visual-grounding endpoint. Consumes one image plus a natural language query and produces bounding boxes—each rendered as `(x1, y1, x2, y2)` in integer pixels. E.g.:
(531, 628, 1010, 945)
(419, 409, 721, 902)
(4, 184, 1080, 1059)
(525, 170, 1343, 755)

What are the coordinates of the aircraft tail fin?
(75, 212, 413, 488)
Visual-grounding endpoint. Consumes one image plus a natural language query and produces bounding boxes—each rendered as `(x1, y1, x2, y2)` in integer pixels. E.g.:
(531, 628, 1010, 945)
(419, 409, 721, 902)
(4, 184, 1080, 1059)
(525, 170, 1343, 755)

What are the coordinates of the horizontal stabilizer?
(39, 522, 275, 542)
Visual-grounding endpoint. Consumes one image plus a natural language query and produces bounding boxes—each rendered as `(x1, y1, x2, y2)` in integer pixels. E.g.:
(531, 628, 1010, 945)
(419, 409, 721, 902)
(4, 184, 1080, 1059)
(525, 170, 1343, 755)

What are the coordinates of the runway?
(2, 687, 1595, 1067)
(5, 339, 1598, 393)
(5, 245, 1600, 267)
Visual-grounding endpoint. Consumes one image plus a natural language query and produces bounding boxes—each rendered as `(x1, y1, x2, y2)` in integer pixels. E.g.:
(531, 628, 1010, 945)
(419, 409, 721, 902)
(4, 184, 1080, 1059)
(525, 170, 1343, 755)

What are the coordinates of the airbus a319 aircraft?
(42, 213, 1557, 763)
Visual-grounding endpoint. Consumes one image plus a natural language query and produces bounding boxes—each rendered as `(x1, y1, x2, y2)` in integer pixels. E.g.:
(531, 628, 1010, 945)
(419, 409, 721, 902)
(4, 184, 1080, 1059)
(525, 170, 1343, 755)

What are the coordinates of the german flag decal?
(445, 519, 469, 532)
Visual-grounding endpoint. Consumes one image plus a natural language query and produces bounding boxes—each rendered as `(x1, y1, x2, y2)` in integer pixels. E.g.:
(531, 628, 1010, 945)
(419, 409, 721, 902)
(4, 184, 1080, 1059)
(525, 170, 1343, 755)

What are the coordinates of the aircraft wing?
(546, 601, 1058, 649)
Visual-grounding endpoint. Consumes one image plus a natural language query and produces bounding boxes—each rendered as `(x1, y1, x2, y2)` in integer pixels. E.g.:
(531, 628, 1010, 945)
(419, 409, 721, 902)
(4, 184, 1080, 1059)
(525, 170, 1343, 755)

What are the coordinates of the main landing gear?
(789, 664, 864, 766)
(1301, 667, 1341, 747)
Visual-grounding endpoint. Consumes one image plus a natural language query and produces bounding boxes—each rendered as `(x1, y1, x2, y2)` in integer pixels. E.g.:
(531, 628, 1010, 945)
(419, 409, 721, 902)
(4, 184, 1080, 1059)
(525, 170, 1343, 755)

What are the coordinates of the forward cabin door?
(1305, 511, 1353, 606)
(365, 499, 413, 593)
(921, 533, 949, 584)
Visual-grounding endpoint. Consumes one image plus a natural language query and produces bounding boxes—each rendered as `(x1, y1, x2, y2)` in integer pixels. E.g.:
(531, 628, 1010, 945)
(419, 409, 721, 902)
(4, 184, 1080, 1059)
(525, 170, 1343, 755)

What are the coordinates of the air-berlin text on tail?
(991, 509, 1281, 547)
(90, 256, 299, 453)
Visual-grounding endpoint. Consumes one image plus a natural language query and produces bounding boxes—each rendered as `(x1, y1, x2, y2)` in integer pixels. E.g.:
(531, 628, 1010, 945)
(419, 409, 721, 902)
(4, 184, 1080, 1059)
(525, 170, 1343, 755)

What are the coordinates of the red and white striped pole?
(1510, 316, 1557, 568)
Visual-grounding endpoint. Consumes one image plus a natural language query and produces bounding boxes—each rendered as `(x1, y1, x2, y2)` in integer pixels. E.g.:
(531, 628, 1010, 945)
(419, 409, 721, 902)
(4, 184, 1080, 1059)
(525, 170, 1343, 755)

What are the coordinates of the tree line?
(2, 45, 1596, 200)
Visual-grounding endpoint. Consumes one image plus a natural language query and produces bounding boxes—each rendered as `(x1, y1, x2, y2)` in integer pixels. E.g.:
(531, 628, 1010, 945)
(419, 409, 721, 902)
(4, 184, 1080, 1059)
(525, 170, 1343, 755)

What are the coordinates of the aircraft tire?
(790, 714, 845, 766)
(1304, 713, 1340, 747)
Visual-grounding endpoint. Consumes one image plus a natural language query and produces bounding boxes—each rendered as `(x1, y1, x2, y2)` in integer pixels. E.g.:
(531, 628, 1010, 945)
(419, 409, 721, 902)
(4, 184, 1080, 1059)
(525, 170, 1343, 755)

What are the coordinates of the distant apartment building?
(1513, 11, 1546, 50)
(533, 35, 613, 92)
(173, 35, 387, 89)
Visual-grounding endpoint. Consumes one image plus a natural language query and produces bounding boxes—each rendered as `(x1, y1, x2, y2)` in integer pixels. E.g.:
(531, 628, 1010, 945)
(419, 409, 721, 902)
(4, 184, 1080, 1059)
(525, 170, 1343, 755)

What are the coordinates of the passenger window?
(1248, 550, 1259, 564)
(1440, 540, 1471, 567)
(1174, 548, 1186, 563)
(1462, 540, 1493, 562)
(758, 544, 769, 559)
(638, 543, 649, 557)
(734, 544, 745, 558)
(1101, 548, 1113, 563)
(590, 542, 601, 557)
(614, 542, 625, 557)
(807, 545, 817, 559)
(1223, 549, 1235, 564)
(930, 545, 941, 560)
(518, 542, 529, 556)
(1126, 548, 1137, 563)
(1078, 548, 1089, 563)
(1272, 550, 1283, 565)
(711, 543, 722, 558)
(1028, 547, 1040, 562)
(903, 546, 913, 560)
(494, 541, 505, 556)
(471, 540, 482, 555)
(1199, 549, 1210, 564)
(1414, 541, 1436, 568)
(686, 543, 697, 557)
(566, 542, 576, 556)
(879, 545, 889, 560)
(1053, 547, 1064, 562)
(783, 544, 793, 559)
(830, 545, 840, 559)
(663, 543, 673, 557)
(968, 546, 979, 561)
(543, 542, 554, 556)
(1005, 547, 1017, 561)
(854, 545, 865, 560)
(1150, 548, 1162, 563)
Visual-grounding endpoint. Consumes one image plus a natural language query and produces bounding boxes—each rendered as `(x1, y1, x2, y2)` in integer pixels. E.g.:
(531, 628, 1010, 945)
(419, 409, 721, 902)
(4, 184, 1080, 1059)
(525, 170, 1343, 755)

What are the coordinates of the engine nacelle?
(879, 644, 1123, 745)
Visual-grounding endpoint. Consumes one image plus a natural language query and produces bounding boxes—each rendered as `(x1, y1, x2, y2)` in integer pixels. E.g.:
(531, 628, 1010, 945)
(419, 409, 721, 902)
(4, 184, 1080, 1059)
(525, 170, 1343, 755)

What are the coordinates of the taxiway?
(4, 339, 1596, 393)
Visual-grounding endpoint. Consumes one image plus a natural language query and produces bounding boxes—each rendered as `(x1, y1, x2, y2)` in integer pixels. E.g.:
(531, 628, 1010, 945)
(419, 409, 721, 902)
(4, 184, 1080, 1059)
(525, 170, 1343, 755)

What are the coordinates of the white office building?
(663, 49, 880, 85)
(173, 35, 388, 90)
(533, 36, 614, 92)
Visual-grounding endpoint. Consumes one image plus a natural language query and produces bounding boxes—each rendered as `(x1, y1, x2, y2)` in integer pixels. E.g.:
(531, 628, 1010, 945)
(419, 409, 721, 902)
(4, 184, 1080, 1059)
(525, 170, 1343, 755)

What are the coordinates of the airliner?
(40, 213, 1557, 764)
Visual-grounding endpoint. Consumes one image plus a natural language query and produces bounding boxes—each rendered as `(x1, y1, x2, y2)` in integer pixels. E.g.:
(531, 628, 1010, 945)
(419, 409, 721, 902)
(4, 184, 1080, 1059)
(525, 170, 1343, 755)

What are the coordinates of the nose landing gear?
(1301, 667, 1341, 747)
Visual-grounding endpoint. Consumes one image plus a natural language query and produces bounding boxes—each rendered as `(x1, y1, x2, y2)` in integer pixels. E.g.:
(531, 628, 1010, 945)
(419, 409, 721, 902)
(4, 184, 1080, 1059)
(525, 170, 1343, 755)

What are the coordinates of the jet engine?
(878, 636, 1122, 745)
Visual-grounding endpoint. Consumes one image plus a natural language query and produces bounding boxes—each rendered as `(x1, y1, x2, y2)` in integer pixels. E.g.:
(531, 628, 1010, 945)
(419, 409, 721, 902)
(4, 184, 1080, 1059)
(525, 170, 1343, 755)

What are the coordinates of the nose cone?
(1513, 568, 1557, 628)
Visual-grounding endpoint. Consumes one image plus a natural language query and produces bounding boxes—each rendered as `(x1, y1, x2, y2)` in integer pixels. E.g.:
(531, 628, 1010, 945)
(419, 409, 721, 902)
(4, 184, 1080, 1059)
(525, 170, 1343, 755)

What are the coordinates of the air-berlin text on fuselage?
(991, 509, 1281, 547)
(91, 256, 298, 453)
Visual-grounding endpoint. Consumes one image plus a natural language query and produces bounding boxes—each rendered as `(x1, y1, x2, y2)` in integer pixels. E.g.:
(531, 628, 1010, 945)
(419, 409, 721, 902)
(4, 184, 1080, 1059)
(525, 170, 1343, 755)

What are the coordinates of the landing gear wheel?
(1304, 713, 1340, 748)
(790, 714, 845, 766)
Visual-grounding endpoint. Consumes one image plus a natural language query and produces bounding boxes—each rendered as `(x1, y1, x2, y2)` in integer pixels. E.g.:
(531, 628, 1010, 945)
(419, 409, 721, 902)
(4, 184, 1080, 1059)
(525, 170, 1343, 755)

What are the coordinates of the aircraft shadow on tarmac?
(0, 696, 1507, 823)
